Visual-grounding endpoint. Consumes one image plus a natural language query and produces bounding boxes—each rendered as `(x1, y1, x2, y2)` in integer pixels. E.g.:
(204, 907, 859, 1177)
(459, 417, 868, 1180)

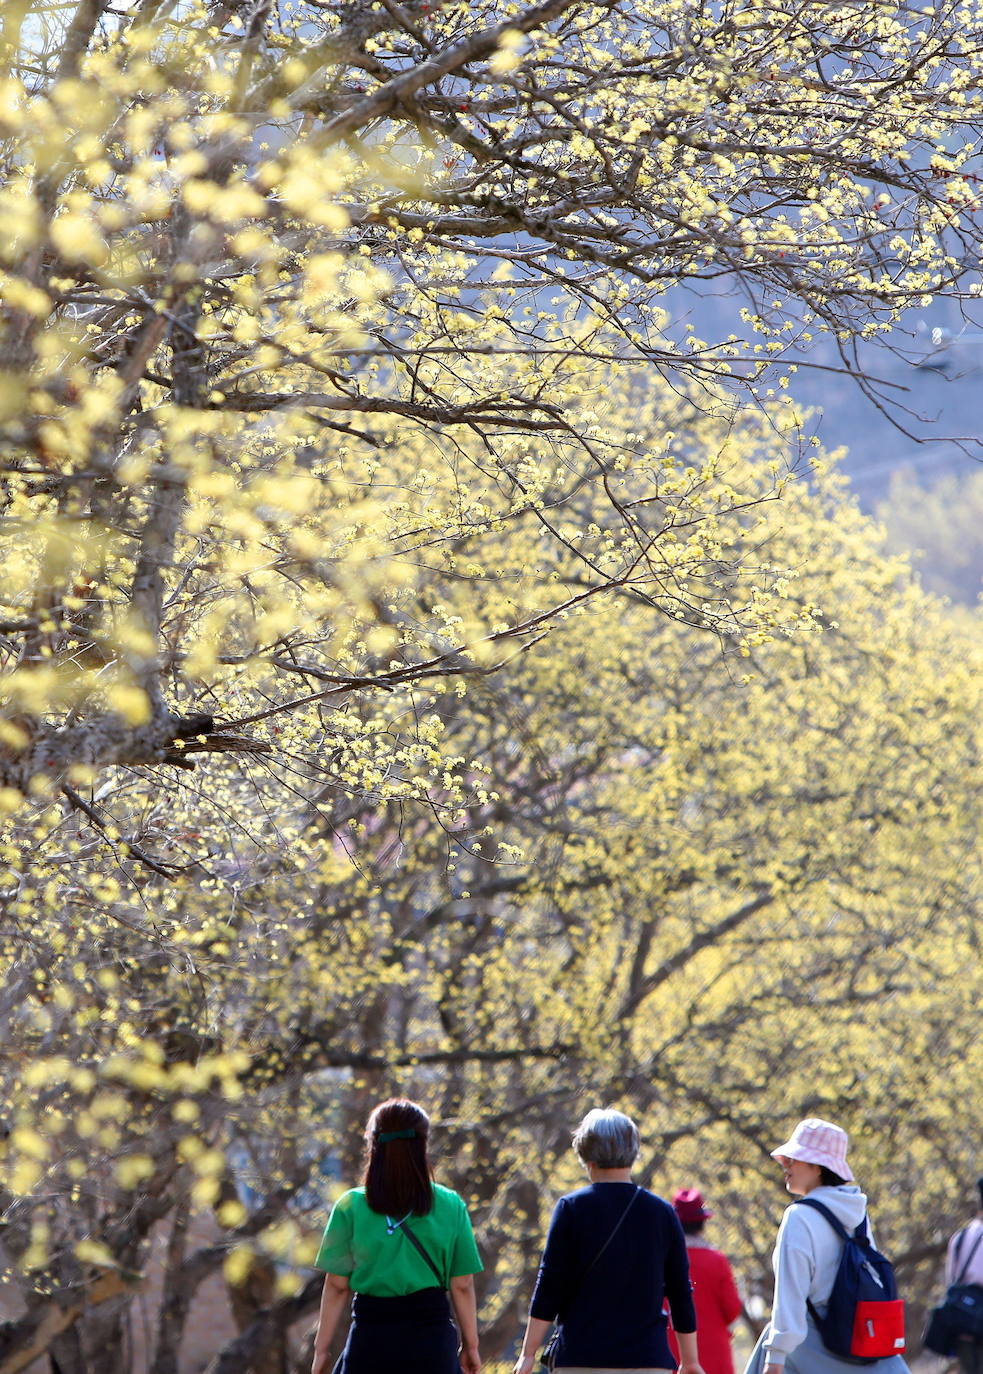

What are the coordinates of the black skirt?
(332, 1287, 462, 1374)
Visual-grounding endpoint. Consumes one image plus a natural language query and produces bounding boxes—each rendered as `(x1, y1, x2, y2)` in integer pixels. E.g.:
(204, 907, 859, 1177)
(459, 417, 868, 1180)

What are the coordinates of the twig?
(61, 785, 183, 879)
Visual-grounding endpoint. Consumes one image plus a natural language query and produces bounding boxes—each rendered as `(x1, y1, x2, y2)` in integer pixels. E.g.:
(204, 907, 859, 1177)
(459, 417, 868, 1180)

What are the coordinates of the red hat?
(673, 1188, 713, 1223)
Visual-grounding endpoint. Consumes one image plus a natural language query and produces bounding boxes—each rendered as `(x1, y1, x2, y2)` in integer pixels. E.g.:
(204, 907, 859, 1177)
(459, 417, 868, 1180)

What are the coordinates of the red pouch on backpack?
(850, 1299, 906, 1358)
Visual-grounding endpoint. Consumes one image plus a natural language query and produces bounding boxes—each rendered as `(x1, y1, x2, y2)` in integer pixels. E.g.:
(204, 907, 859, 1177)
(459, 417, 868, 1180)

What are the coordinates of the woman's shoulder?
(776, 1200, 815, 1237)
(431, 1182, 469, 1212)
(635, 1187, 677, 1218)
(330, 1186, 367, 1214)
(784, 1187, 869, 1230)
(560, 1184, 672, 1214)
(777, 1191, 860, 1242)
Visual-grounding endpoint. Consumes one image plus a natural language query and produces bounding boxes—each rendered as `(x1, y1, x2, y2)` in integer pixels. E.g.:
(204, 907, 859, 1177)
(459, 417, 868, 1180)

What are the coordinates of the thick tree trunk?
(147, 1188, 191, 1374)
(202, 1276, 321, 1374)
(228, 1259, 289, 1374)
(0, 1273, 132, 1374)
(78, 1303, 129, 1374)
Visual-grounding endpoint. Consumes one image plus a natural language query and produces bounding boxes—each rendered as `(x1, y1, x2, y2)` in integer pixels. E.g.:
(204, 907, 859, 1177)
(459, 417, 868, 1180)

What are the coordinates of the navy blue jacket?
(529, 1182, 696, 1369)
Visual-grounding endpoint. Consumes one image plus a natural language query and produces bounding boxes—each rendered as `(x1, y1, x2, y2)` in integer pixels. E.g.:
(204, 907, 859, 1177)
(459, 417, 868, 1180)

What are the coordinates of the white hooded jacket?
(764, 1185, 872, 1367)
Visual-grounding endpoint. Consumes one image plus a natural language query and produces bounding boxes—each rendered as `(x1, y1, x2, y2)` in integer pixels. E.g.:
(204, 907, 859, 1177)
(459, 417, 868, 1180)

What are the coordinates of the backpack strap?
(795, 1198, 871, 1330)
(794, 1196, 876, 1246)
(794, 1196, 854, 1241)
(952, 1227, 983, 1287)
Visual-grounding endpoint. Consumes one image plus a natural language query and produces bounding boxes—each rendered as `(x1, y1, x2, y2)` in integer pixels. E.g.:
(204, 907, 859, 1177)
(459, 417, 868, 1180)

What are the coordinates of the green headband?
(378, 1128, 417, 1143)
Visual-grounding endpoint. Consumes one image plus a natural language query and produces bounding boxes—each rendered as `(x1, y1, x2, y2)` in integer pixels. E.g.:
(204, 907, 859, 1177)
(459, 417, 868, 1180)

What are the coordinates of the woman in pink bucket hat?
(741, 1118, 910, 1374)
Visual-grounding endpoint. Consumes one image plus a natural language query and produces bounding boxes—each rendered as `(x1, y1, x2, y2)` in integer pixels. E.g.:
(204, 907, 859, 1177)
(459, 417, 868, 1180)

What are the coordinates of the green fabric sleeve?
(315, 1193, 355, 1275)
(448, 1192, 483, 1277)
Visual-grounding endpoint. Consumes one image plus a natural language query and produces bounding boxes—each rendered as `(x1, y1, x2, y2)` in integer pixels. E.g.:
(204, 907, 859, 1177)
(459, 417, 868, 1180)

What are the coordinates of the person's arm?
(513, 1199, 572, 1374)
(446, 1191, 483, 1373)
(528, 1197, 575, 1324)
(676, 1328, 706, 1374)
(762, 1211, 815, 1374)
(663, 1211, 703, 1374)
(450, 1273, 481, 1374)
(311, 1273, 351, 1374)
(512, 1314, 552, 1374)
(664, 1209, 698, 1337)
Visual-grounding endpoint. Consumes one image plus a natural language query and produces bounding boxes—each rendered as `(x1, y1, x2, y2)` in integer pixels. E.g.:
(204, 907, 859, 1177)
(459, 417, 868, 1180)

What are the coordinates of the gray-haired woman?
(513, 1108, 704, 1374)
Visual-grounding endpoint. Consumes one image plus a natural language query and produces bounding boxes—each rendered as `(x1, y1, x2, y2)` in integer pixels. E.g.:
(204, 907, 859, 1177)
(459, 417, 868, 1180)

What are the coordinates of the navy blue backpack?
(795, 1197, 906, 1363)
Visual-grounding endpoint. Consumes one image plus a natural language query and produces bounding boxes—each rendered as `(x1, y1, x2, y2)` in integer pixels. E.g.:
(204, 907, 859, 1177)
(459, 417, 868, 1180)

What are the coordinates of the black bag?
(923, 1303, 956, 1358)
(924, 1227, 983, 1356)
(924, 1285, 983, 1355)
(540, 1327, 559, 1371)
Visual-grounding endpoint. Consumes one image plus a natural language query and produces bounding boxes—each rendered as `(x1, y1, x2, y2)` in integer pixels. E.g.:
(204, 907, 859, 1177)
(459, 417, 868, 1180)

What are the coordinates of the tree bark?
(201, 1276, 322, 1374)
(0, 1273, 133, 1374)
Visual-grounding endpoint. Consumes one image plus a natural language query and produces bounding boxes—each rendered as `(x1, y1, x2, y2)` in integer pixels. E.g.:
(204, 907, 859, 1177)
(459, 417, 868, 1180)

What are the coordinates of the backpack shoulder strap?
(953, 1227, 983, 1286)
(794, 1196, 854, 1242)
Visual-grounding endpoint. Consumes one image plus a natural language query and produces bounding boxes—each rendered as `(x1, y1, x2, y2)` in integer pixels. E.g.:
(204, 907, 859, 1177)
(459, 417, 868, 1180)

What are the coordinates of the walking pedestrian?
(668, 1189, 742, 1374)
(943, 1176, 983, 1374)
(512, 1107, 705, 1374)
(743, 1118, 908, 1374)
(310, 1098, 482, 1374)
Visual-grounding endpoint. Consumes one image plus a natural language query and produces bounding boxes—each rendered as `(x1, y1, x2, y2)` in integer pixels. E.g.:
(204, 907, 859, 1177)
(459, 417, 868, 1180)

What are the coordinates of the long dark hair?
(362, 1099, 434, 1217)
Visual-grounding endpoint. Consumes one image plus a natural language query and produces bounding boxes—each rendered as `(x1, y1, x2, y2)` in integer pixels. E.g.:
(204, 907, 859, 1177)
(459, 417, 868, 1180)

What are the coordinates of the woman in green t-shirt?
(311, 1098, 483, 1374)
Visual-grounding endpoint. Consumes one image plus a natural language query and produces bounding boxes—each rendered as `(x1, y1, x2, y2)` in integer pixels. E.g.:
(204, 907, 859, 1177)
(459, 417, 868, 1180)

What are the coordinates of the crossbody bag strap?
(953, 1227, 983, 1287)
(398, 1219, 446, 1288)
(568, 1184, 641, 1302)
(585, 1184, 641, 1278)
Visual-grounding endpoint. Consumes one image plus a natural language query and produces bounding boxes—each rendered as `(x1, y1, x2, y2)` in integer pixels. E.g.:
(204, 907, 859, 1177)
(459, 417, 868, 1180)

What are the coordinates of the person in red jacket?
(668, 1189, 743, 1374)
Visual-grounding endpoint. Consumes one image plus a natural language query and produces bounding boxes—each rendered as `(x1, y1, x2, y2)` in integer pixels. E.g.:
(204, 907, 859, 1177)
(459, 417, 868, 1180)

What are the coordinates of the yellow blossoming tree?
(1, 1, 982, 1371)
